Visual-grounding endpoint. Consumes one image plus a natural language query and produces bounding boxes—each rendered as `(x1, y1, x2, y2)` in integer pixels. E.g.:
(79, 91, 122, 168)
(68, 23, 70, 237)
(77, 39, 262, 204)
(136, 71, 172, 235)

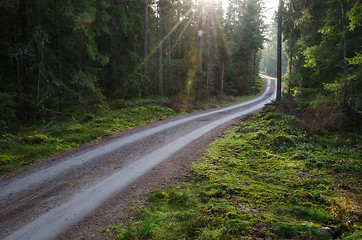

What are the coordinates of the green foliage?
(283, 0, 362, 113)
(226, 0, 265, 94)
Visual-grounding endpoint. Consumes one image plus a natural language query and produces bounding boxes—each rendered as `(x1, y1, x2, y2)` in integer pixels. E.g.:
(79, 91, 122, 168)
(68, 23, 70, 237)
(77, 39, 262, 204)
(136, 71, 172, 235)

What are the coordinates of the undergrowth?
(0, 100, 178, 175)
(103, 110, 361, 239)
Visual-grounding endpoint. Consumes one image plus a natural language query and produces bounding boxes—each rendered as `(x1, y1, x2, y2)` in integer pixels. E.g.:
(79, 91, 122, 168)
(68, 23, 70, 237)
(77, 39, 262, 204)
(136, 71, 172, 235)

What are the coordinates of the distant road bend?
(1, 76, 276, 240)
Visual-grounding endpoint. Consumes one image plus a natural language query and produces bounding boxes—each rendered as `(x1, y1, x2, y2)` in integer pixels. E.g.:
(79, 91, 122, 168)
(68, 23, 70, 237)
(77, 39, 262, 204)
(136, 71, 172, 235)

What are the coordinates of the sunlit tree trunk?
(197, 4, 204, 99)
(206, 2, 213, 96)
(277, 0, 283, 102)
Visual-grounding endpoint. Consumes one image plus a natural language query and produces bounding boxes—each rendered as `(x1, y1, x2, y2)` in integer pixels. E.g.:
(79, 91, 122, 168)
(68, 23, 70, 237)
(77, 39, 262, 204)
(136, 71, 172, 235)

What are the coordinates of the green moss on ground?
(104, 110, 361, 240)
(0, 101, 178, 175)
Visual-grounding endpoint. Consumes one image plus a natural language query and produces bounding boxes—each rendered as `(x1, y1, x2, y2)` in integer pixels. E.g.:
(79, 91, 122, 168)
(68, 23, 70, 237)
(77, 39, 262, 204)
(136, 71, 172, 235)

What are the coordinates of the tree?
(225, 0, 265, 95)
(282, 0, 361, 113)
(277, 0, 283, 102)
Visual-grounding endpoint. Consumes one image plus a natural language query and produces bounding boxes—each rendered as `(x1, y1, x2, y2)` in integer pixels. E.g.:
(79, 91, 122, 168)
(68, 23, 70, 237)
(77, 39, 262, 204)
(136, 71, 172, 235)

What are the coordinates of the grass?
(102, 109, 361, 239)
(0, 98, 182, 174)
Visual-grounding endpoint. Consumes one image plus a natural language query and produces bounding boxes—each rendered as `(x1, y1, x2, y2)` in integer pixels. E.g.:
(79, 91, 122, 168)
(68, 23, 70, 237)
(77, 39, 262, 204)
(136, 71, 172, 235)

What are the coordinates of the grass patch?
(0, 101, 178, 175)
(103, 110, 361, 239)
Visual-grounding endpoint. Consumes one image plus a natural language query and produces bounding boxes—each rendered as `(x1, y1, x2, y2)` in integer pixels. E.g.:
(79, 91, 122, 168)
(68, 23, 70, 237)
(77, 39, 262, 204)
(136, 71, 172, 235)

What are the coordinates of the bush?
(301, 95, 347, 131)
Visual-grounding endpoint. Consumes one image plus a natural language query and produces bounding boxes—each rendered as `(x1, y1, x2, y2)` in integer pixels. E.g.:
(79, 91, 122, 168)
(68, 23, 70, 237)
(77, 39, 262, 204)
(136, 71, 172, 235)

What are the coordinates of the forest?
(280, 0, 361, 117)
(0, 0, 361, 239)
(0, 0, 265, 129)
(1, 0, 360, 129)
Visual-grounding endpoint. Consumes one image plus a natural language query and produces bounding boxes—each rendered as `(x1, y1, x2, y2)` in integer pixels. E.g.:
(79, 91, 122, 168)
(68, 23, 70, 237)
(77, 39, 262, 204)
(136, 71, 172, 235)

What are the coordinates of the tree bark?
(338, 0, 348, 73)
(206, 2, 213, 96)
(158, 1, 163, 96)
(288, 50, 293, 96)
(144, 0, 149, 95)
(197, 5, 204, 99)
(221, 60, 225, 94)
(277, 0, 283, 102)
(56, 1, 64, 112)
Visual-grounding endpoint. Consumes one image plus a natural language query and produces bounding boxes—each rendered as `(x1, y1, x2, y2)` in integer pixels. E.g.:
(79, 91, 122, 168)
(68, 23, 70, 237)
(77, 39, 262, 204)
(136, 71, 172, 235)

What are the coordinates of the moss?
(24, 134, 50, 144)
(105, 111, 361, 240)
(65, 124, 88, 133)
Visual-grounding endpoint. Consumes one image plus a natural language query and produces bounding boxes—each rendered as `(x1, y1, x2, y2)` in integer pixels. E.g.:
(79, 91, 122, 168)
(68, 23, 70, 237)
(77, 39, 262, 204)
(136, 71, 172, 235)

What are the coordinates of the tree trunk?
(338, 0, 348, 73)
(56, 2, 64, 112)
(221, 60, 225, 94)
(206, 3, 213, 96)
(158, 2, 163, 96)
(144, 0, 149, 95)
(288, 50, 293, 96)
(197, 5, 204, 99)
(276, 0, 283, 102)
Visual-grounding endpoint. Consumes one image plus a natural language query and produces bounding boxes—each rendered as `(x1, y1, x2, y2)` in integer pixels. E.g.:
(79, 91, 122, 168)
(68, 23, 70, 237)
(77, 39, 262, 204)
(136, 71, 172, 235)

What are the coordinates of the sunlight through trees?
(0, 0, 266, 126)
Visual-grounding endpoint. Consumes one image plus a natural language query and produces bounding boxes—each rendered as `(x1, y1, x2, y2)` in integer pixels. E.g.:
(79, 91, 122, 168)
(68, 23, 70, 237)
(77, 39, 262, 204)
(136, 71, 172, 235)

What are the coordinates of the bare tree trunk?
(338, 0, 348, 73)
(276, 0, 283, 102)
(144, 0, 149, 95)
(221, 60, 225, 94)
(168, 35, 172, 95)
(56, 2, 64, 112)
(13, 15, 21, 87)
(158, 2, 163, 96)
(197, 5, 204, 99)
(20, 0, 31, 120)
(288, 50, 293, 96)
(206, 3, 213, 96)
(338, 0, 348, 106)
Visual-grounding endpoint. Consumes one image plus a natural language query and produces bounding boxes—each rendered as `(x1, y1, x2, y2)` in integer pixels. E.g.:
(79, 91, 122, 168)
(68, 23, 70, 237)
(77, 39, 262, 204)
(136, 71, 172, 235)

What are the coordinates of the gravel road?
(0, 77, 276, 240)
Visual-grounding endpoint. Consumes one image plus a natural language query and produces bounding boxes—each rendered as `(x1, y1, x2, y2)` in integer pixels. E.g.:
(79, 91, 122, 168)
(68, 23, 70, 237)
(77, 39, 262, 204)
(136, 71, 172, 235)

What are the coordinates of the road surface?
(0, 77, 276, 240)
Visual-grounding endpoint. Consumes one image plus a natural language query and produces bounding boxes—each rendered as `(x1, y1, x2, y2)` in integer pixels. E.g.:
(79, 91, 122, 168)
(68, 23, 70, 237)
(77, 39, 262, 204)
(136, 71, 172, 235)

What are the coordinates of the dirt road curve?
(0, 77, 275, 240)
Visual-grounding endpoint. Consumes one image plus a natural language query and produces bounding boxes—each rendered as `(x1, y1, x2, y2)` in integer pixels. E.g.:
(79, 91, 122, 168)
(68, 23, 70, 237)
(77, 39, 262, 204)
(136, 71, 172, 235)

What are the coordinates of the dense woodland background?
(0, 0, 264, 128)
(0, 0, 361, 131)
(279, 0, 361, 118)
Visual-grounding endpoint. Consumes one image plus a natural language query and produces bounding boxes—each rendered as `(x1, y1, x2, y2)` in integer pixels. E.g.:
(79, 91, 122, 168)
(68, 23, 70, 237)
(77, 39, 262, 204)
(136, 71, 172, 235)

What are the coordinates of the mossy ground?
(102, 110, 361, 239)
(0, 99, 179, 175)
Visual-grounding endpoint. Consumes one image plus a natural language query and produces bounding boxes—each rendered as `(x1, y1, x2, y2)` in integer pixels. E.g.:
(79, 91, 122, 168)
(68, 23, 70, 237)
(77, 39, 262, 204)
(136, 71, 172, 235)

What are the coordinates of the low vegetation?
(0, 99, 177, 175)
(102, 108, 361, 239)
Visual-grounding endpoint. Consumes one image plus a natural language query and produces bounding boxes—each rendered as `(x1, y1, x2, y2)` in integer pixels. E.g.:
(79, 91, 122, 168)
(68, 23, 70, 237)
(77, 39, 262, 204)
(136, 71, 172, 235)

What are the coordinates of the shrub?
(109, 99, 130, 109)
(301, 95, 347, 131)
